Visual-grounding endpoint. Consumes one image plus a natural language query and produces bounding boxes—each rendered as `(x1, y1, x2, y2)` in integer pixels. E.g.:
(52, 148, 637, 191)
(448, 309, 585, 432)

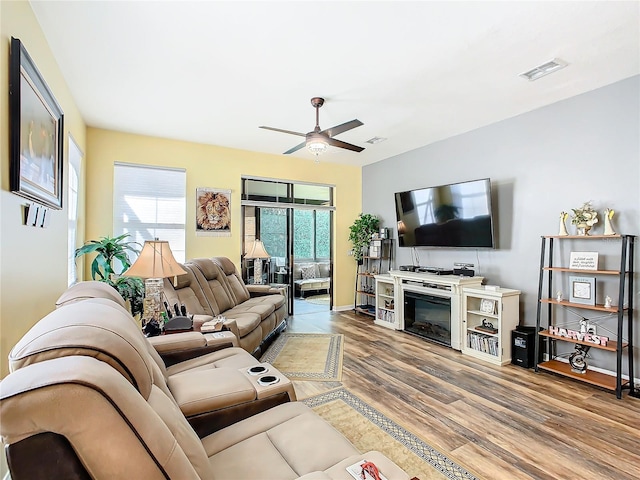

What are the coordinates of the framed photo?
(479, 298, 496, 315)
(569, 276, 596, 306)
(196, 188, 231, 236)
(9, 37, 64, 209)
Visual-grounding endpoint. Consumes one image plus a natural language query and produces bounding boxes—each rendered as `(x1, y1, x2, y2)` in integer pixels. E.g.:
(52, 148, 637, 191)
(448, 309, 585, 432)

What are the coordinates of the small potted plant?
(570, 201, 598, 236)
(348, 213, 380, 262)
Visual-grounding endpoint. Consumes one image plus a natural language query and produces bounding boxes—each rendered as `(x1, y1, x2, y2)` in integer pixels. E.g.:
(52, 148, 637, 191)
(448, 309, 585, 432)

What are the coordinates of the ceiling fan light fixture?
(307, 139, 328, 156)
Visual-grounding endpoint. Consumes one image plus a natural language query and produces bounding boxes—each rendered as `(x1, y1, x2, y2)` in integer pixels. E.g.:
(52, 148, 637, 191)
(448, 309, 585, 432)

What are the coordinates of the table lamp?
(245, 239, 270, 285)
(123, 239, 187, 323)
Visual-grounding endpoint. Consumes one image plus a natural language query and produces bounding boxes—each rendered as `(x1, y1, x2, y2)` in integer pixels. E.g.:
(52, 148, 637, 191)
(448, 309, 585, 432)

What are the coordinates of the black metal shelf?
(534, 234, 637, 399)
(354, 238, 393, 317)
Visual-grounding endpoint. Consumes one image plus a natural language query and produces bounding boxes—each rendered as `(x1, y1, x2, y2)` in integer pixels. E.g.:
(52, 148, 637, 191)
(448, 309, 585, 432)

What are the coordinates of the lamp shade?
(123, 240, 187, 279)
(245, 239, 270, 259)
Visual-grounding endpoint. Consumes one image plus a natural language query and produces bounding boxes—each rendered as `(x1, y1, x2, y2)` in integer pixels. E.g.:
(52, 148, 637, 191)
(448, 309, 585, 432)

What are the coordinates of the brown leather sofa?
(163, 257, 287, 355)
(1, 287, 410, 480)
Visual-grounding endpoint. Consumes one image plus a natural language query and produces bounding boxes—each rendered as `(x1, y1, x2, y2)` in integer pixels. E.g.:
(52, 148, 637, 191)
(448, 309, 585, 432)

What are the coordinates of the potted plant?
(348, 213, 380, 262)
(570, 201, 598, 236)
(74, 234, 145, 316)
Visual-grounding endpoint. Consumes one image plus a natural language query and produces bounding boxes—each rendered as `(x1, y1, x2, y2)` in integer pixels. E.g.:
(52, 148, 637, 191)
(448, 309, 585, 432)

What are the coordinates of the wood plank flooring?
(285, 310, 640, 480)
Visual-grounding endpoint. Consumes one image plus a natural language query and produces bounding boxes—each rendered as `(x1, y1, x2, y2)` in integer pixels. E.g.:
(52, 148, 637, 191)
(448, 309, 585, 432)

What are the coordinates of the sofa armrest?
(221, 318, 239, 339)
(203, 331, 239, 348)
(247, 284, 277, 297)
(148, 332, 206, 353)
(248, 284, 287, 298)
(148, 332, 235, 368)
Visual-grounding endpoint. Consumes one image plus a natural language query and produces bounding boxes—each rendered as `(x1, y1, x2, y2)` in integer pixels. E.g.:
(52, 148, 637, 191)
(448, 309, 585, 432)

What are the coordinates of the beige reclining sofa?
(163, 257, 287, 355)
(0, 286, 409, 480)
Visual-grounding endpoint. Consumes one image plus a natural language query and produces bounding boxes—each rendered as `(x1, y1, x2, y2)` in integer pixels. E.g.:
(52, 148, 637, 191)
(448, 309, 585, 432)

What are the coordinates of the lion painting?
(196, 191, 231, 231)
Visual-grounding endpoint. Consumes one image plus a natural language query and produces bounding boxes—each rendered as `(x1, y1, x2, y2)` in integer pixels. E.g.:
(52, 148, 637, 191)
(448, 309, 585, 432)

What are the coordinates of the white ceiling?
(30, 1, 640, 167)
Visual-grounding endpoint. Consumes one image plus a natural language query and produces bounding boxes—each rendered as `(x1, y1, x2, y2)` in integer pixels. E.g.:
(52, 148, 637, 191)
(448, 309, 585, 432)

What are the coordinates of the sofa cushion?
(165, 347, 258, 376)
(221, 312, 262, 338)
(56, 281, 127, 309)
(163, 266, 215, 318)
(188, 259, 236, 314)
(8, 300, 155, 398)
(203, 402, 359, 478)
(300, 265, 318, 280)
(212, 257, 252, 304)
(167, 368, 256, 416)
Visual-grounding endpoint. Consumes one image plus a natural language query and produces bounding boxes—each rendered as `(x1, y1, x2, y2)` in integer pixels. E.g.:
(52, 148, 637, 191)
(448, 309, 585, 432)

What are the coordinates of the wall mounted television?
(394, 178, 495, 248)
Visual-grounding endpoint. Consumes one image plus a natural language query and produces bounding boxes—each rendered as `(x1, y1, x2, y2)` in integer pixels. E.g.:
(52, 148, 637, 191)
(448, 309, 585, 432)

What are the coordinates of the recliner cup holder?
(248, 365, 269, 375)
(257, 375, 280, 386)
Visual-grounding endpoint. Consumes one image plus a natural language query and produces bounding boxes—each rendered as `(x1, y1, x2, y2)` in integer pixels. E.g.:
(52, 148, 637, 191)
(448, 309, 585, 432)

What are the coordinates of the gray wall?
(363, 75, 639, 374)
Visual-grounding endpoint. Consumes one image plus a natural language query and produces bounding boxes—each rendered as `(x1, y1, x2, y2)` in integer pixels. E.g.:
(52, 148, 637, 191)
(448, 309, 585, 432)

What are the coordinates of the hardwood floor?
(285, 310, 640, 480)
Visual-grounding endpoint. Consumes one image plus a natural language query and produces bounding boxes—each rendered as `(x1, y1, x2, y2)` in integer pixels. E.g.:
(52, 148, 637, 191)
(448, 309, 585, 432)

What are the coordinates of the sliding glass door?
(241, 178, 334, 315)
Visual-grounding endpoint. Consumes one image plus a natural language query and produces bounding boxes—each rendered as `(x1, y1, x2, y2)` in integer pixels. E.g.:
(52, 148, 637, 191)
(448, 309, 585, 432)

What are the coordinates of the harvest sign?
(548, 325, 609, 346)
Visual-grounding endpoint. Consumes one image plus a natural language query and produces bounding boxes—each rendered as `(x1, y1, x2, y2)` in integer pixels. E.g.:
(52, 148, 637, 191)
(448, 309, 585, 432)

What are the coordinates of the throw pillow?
(301, 265, 317, 280)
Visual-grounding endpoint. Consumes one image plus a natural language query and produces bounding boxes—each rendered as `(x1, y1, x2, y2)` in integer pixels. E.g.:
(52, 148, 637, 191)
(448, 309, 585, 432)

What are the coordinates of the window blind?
(113, 163, 186, 263)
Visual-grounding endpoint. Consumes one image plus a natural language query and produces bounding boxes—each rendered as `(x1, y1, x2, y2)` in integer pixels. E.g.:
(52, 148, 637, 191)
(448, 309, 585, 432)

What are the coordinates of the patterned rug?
(304, 293, 330, 305)
(260, 333, 343, 381)
(303, 388, 478, 480)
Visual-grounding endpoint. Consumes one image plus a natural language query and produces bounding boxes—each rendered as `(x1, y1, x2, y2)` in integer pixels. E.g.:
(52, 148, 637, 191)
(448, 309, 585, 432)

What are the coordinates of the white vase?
(575, 224, 591, 236)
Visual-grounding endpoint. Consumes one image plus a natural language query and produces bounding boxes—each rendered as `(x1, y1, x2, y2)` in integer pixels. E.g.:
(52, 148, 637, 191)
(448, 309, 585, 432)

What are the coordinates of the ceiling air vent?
(519, 58, 568, 81)
(365, 136, 387, 144)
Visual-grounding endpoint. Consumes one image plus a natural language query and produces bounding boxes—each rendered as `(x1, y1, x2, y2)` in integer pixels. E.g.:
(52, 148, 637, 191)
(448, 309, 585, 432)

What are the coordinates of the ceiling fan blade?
(283, 141, 307, 155)
(259, 126, 306, 137)
(321, 119, 363, 138)
(326, 137, 365, 152)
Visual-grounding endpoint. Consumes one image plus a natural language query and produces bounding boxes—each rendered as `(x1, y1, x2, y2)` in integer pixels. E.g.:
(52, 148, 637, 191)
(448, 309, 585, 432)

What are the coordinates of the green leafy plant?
(348, 213, 380, 262)
(113, 276, 145, 317)
(75, 234, 144, 316)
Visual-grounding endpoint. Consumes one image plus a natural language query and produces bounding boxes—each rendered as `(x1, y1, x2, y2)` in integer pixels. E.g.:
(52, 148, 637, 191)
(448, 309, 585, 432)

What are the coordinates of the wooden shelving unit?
(462, 286, 521, 366)
(535, 234, 637, 399)
(374, 274, 397, 329)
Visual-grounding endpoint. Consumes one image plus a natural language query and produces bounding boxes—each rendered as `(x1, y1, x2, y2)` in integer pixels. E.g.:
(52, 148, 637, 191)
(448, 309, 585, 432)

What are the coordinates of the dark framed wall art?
(9, 37, 64, 209)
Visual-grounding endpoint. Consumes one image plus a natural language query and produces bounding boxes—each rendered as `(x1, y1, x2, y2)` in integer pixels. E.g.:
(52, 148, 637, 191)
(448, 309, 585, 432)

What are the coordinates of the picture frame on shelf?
(9, 37, 64, 210)
(568, 276, 596, 306)
(479, 298, 496, 314)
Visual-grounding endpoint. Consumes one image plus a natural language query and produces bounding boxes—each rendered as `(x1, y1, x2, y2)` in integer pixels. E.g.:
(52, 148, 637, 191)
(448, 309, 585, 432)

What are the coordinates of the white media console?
(377, 270, 484, 350)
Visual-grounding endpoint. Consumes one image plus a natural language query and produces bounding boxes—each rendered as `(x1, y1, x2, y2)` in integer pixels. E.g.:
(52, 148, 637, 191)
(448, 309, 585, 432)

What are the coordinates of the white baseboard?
(332, 304, 355, 312)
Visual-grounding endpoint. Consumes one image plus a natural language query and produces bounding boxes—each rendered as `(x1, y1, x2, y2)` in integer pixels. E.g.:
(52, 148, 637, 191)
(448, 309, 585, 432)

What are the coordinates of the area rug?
(260, 333, 343, 381)
(304, 293, 330, 305)
(303, 388, 477, 480)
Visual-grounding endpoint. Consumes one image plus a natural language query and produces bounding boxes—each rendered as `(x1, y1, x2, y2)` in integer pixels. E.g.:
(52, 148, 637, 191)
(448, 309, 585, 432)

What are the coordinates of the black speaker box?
(453, 268, 474, 277)
(511, 327, 543, 368)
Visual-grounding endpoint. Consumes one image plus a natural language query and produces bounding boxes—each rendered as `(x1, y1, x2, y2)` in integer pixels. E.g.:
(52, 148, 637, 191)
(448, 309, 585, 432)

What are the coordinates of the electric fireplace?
(403, 290, 452, 346)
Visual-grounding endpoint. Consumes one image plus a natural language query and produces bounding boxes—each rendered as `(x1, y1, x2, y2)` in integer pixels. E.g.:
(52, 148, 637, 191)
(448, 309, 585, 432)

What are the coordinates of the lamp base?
(253, 259, 264, 285)
(143, 277, 163, 323)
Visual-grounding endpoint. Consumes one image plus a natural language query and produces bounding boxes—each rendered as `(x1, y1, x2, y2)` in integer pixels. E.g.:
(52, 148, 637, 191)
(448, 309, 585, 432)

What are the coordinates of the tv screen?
(394, 178, 495, 248)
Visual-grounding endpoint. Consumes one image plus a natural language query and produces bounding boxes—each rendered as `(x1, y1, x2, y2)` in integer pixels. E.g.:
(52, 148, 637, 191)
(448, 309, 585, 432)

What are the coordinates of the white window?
(67, 137, 83, 286)
(113, 163, 186, 263)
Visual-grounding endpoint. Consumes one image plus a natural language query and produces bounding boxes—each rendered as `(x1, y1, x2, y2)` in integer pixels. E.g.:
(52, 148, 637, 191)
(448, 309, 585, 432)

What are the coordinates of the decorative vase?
(575, 224, 591, 236)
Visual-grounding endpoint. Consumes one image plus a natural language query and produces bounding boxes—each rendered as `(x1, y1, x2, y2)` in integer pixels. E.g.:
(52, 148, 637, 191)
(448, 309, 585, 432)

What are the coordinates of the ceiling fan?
(259, 97, 364, 156)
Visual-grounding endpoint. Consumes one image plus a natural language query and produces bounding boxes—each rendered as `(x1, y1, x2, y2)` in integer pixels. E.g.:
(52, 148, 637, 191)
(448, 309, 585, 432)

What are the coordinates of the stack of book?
(468, 331, 498, 356)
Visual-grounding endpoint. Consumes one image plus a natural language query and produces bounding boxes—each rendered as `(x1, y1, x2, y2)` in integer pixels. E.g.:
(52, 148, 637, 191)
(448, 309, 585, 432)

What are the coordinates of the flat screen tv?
(394, 178, 495, 248)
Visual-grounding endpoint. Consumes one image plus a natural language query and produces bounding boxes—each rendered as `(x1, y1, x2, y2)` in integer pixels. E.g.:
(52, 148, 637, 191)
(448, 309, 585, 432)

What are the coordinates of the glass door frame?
(241, 177, 334, 315)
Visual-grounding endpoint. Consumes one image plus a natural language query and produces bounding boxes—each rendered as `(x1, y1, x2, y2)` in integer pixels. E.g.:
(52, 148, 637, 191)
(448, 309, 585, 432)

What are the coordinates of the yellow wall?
(86, 128, 362, 308)
(0, 1, 87, 378)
